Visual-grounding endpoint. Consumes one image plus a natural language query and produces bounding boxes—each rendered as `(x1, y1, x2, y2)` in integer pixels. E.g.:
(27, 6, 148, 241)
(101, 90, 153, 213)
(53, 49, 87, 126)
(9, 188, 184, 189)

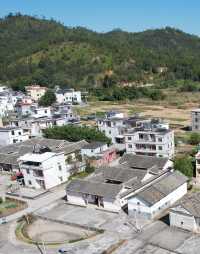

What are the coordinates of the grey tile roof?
(82, 141, 106, 150)
(56, 140, 88, 154)
(66, 179, 122, 199)
(119, 154, 169, 172)
(135, 171, 188, 206)
(137, 186, 165, 205)
(0, 138, 87, 167)
(172, 192, 200, 218)
(103, 165, 146, 183)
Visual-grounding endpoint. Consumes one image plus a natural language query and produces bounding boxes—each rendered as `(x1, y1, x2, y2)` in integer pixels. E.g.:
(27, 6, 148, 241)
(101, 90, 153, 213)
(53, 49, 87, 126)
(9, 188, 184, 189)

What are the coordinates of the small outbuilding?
(170, 192, 200, 233)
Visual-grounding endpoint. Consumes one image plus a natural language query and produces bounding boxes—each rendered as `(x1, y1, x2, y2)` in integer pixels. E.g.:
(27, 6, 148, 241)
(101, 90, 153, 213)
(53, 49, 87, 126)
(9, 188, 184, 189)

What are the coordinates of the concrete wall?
(191, 111, 200, 131)
(128, 183, 187, 219)
(125, 130, 174, 158)
(170, 211, 196, 232)
(81, 144, 108, 157)
(21, 153, 69, 190)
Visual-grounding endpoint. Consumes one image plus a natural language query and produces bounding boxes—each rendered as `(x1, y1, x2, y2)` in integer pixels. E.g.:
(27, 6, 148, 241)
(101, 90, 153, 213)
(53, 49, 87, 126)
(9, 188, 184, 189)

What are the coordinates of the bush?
(174, 155, 194, 178)
(85, 163, 95, 174)
(39, 89, 56, 106)
(189, 132, 200, 145)
(43, 125, 111, 145)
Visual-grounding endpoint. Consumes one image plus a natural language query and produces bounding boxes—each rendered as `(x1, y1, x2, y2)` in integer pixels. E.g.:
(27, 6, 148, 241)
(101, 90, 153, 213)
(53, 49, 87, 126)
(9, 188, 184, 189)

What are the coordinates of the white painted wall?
(20, 153, 69, 190)
(81, 144, 108, 157)
(125, 130, 174, 158)
(128, 183, 187, 219)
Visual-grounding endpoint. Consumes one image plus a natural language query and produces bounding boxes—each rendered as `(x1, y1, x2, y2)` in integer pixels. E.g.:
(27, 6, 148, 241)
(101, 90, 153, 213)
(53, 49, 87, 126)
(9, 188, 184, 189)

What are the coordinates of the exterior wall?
(88, 149, 117, 168)
(66, 191, 121, 212)
(128, 182, 187, 219)
(66, 192, 86, 206)
(170, 211, 197, 232)
(191, 111, 200, 131)
(56, 91, 82, 104)
(97, 119, 125, 144)
(20, 153, 69, 190)
(81, 144, 108, 157)
(32, 107, 51, 118)
(125, 130, 174, 158)
(0, 129, 29, 145)
(26, 86, 47, 101)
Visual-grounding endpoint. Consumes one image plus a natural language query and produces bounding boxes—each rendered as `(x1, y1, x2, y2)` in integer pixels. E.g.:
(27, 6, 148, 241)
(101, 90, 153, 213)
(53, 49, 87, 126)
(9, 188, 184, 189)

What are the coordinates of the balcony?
(21, 163, 43, 170)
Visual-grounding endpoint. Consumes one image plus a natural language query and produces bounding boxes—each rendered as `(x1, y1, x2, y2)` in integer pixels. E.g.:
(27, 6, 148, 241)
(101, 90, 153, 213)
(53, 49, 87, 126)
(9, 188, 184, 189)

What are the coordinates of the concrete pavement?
(5, 187, 66, 222)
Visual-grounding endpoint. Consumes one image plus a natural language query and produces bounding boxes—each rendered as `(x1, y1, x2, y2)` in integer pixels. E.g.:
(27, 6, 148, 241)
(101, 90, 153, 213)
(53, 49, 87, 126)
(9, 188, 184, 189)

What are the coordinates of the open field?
(77, 99, 194, 126)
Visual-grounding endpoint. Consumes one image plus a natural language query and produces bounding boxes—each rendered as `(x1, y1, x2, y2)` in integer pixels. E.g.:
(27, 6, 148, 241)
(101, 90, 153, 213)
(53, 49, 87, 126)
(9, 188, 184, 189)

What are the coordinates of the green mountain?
(1, 13, 200, 90)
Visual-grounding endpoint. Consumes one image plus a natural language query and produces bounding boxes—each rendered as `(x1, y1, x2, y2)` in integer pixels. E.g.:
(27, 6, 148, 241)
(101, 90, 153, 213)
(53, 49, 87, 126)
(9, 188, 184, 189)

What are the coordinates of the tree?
(43, 125, 111, 144)
(189, 132, 200, 145)
(174, 156, 194, 178)
(39, 89, 56, 106)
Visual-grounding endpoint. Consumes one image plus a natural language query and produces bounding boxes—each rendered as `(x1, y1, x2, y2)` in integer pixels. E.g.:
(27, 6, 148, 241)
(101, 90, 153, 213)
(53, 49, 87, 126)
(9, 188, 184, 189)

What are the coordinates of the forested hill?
(1, 13, 200, 90)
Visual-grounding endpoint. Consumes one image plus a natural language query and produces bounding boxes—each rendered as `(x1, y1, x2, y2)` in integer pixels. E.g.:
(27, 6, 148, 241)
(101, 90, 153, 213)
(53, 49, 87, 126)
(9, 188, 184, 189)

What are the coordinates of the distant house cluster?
(0, 84, 82, 140)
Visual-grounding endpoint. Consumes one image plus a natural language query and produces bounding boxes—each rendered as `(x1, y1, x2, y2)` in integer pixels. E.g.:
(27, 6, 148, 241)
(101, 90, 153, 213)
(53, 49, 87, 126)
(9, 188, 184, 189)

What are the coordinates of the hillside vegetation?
(1, 13, 200, 91)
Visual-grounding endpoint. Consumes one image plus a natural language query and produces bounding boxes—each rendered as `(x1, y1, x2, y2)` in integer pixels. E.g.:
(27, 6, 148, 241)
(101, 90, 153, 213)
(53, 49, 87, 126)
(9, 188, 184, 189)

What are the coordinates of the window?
(128, 136, 132, 141)
(181, 221, 184, 225)
(28, 180, 32, 185)
(58, 165, 62, 171)
(59, 176, 63, 182)
(137, 202, 140, 205)
(158, 146, 163, 150)
(158, 137, 162, 142)
(11, 130, 15, 135)
(128, 144, 132, 148)
(26, 169, 30, 174)
(19, 132, 21, 135)
(109, 130, 111, 134)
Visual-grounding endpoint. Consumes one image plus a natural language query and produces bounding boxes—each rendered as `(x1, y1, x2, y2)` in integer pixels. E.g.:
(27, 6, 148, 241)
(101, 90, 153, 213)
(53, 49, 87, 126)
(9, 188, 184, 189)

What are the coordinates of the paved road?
(5, 187, 66, 222)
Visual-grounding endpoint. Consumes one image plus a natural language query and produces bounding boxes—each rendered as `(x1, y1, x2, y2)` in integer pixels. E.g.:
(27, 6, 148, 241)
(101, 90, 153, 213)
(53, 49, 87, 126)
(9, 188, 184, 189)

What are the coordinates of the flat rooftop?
(19, 152, 58, 163)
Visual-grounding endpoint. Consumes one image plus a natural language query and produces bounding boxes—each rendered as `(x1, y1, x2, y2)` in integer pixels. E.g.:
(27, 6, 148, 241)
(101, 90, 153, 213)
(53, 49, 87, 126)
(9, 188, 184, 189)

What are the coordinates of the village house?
(0, 138, 87, 173)
(191, 109, 200, 131)
(65, 154, 179, 214)
(55, 88, 82, 104)
(97, 114, 143, 150)
(25, 85, 47, 101)
(124, 119, 174, 158)
(81, 142, 117, 167)
(0, 127, 29, 146)
(127, 171, 188, 220)
(18, 149, 69, 189)
(31, 106, 52, 118)
(170, 192, 200, 233)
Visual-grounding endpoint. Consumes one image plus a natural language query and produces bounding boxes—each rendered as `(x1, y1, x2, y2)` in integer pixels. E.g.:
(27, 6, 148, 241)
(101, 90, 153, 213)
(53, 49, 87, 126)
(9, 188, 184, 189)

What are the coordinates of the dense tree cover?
(38, 89, 56, 106)
(43, 125, 111, 144)
(91, 86, 165, 101)
(174, 156, 194, 178)
(189, 132, 200, 145)
(2, 14, 200, 91)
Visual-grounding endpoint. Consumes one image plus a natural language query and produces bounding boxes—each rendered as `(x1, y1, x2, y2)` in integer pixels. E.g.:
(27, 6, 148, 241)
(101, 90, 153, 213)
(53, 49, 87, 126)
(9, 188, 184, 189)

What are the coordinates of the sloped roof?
(82, 141, 106, 150)
(172, 192, 200, 218)
(103, 165, 146, 183)
(0, 138, 87, 167)
(66, 179, 122, 199)
(134, 171, 188, 206)
(119, 154, 169, 172)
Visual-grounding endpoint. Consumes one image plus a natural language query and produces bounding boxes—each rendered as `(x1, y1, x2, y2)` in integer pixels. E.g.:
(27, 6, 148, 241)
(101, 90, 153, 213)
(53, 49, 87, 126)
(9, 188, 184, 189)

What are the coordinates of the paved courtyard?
(2, 199, 200, 254)
(36, 201, 120, 228)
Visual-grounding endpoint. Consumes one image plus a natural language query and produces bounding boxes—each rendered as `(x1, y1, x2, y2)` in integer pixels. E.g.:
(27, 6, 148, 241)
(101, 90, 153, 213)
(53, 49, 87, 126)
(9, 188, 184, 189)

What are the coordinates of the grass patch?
(0, 197, 26, 217)
(69, 171, 90, 180)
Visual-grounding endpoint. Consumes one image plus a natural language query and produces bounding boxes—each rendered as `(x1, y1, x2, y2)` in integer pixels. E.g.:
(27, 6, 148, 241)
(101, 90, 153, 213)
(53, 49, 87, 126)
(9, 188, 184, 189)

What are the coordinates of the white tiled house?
(18, 151, 69, 189)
